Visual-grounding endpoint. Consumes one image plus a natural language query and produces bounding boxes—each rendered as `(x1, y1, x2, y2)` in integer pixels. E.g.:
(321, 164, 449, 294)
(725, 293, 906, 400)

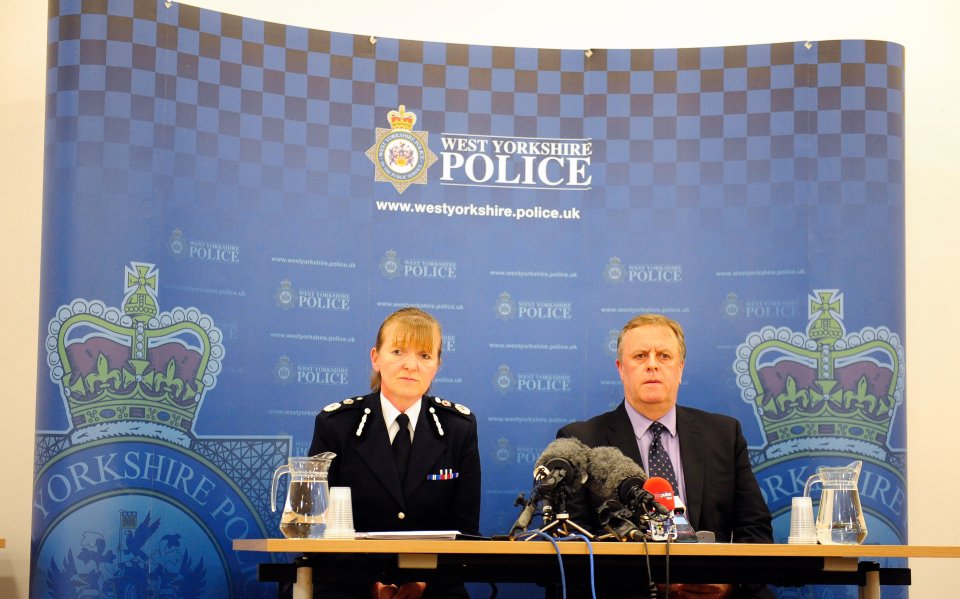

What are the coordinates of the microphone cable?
(558, 533, 596, 599)
(640, 535, 657, 599)
(515, 529, 568, 599)
(663, 535, 671, 599)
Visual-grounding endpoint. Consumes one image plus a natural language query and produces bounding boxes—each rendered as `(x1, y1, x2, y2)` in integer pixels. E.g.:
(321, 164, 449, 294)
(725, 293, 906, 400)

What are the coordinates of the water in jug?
(802, 460, 867, 545)
(271, 453, 336, 538)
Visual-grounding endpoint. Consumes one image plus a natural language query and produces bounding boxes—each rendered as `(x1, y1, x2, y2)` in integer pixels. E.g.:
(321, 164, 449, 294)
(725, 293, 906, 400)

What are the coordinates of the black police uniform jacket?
(308, 392, 481, 536)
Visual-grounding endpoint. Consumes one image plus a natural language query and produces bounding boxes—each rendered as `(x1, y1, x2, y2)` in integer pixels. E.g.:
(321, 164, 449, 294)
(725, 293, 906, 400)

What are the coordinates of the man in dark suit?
(557, 314, 773, 599)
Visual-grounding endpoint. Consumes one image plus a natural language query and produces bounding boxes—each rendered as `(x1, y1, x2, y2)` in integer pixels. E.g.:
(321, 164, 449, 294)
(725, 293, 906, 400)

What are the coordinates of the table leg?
(859, 567, 879, 599)
(293, 565, 313, 599)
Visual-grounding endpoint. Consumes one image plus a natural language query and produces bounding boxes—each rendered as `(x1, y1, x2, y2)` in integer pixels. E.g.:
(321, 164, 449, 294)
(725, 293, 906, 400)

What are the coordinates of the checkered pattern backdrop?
(36, 2, 905, 598)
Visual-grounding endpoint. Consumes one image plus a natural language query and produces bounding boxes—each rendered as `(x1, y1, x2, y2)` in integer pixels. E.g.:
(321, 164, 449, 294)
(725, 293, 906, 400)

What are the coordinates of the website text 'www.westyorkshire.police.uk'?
(375, 200, 581, 220)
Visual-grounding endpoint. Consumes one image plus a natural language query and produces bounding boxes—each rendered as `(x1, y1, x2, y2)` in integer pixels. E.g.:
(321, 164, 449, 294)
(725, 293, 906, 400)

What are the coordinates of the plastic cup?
(323, 486, 355, 539)
(788, 496, 817, 544)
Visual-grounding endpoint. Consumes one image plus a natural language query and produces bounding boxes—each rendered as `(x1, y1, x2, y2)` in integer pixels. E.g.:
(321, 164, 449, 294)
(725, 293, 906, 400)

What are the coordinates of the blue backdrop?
(33, 1, 905, 597)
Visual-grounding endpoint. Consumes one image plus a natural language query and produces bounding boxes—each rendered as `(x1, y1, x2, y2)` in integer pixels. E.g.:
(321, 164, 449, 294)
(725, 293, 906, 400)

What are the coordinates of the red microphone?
(642, 476, 675, 512)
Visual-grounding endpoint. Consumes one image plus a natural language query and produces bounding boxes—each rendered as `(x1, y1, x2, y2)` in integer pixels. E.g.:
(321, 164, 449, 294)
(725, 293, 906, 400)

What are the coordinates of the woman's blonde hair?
(370, 307, 442, 390)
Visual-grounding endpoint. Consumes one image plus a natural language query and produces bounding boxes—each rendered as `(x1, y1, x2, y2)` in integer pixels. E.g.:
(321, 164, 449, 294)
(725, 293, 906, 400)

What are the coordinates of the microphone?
(643, 477, 677, 541)
(533, 437, 590, 495)
(642, 477, 675, 512)
(509, 438, 590, 536)
(509, 496, 538, 537)
(586, 446, 669, 518)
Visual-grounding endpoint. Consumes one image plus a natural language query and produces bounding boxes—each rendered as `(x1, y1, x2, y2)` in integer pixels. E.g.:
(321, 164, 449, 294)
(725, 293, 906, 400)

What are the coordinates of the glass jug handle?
(271, 464, 290, 512)
(803, 473, 821, 498)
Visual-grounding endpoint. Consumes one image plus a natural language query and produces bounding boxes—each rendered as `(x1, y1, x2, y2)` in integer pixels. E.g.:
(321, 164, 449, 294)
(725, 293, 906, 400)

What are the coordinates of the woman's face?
(371, 321, 442, 406)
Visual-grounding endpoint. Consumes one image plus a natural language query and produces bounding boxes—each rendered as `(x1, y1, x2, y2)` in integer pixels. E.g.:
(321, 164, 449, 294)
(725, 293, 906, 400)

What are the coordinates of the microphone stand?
(596, 499, 648, 542)
(535, 488, 594, 539)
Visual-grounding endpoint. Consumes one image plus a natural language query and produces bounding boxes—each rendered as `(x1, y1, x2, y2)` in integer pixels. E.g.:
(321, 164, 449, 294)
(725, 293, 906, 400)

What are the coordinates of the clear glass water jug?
(271, 453, 336, 538)
(803, 460, 868, 545)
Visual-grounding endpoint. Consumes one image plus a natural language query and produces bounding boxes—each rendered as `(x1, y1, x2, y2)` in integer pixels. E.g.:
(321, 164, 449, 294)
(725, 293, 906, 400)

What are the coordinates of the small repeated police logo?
(167, 229, 240, 264)
(723, 292, 743, 319)
(603, 257, 682, 284)
(494, 292, 515, 320)
(605, 329, 620, 357)
(493, 438, 515, 464)
(366, 105, 437, 194)
(275, 355, 293, 384)
(493, 365, 515, 393)
(494, 293, 572, 320)
(380, 250, 401, 279)
(168, 229, 186, 258)
(275, 280, 295, 309)
(603, 257, 625, 284)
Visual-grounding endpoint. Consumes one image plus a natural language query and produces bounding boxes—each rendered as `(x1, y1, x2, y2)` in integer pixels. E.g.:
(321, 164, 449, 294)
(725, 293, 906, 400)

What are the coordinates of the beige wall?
(2, 1, 958, 597)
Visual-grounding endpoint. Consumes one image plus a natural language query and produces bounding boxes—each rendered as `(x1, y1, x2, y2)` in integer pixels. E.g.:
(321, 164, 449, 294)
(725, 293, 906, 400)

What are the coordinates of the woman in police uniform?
(307, 307, 481, 599)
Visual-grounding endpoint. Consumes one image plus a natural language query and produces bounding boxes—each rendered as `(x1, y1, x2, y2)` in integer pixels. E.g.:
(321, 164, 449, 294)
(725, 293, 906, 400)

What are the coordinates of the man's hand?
(372, 581, 428, 599)
(661, 583, 733, 598)
(373, 582, 398, 599)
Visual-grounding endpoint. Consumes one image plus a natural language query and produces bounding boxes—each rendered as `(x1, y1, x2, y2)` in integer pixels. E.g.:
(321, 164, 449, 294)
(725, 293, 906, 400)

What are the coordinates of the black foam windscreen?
(586, 445, 648, 505)
(534, 437, 590, 492)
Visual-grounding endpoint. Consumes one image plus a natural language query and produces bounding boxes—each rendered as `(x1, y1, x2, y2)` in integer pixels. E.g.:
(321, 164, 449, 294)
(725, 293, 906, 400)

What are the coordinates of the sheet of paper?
(356, 530, 461, 540)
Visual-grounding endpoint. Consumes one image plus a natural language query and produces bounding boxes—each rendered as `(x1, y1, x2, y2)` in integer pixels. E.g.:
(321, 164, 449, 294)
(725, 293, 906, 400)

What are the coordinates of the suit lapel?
(676, 407, 704, 528)
(354, 394, 406, 507)
(606, 403, 644, 465)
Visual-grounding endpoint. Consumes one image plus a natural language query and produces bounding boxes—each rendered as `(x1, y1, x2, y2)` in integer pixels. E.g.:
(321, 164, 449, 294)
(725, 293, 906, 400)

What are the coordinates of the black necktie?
(392, 413, 411, 483)
(647, 422, 679, 494)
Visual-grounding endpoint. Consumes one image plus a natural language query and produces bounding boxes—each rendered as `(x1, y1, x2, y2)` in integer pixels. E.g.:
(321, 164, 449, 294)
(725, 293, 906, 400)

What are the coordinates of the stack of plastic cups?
(787, 496, 817, 544)
(323, 487, 356, 539)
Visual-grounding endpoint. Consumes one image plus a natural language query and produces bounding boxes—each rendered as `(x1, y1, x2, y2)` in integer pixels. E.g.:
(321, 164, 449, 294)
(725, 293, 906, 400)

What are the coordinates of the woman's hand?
(660, 583, 734, 598)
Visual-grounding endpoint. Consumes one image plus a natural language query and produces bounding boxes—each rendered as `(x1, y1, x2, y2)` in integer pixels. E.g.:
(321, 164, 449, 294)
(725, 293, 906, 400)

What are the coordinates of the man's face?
(371, 321, 442, 406)
(616, 324, 685, 419)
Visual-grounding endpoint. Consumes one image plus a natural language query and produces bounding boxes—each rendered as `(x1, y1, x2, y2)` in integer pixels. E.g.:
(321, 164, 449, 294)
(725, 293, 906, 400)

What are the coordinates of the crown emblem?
(387, 105, 417, 131)
(46, 262, 223, 447)
(366, 105, 436, 193)
(734, 290, 904, 461)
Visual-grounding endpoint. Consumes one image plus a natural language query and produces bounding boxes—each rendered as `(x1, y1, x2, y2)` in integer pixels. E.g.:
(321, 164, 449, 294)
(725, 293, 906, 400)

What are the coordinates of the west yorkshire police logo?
(37, 262, 287, 598)
(493, 438, 515, 464)
(603, 257, 625, 284)
(493, 365, 515, 393)
(723, 292, 743, 319)
(494, 292, 515, 320)
(605, 329, 620, 357)
(167, 229, 240, 264)
(734, 289, 906, 548)
(380, 250, 401, 279)
(366, 105, 437, 194)
(275, 279, 295, 308)
(275, 355, 293, 384)
(168, 228, 186, 258)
